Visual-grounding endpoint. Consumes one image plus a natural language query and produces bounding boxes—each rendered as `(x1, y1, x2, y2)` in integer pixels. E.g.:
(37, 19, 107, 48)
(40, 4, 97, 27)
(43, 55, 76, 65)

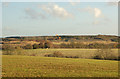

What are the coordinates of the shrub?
(33, 44, 40, 49)
(64, 56, 79, 58)
(44, 54, 53, 57)
(118, 54, 120, 61)
(52, 51, 64, 57)
(44, 51, 64, 57)
(2, 44, 15, 51)
(44, 41, 53, 48)
(29, 53, 37, 56)
(60, 43, 66, 48)
(44, 51, 80, 58)
(39, 43, 44, 48)
(2, 44, 24, 55)
(2, 51, 14, 55)
(94, 48, 118, 60)
(74, 56, 79, 58)
(23, 44, 33, 49)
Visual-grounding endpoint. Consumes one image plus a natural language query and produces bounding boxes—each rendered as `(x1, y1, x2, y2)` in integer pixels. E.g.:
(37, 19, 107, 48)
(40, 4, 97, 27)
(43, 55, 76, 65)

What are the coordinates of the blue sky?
(2, 2, 118, 37)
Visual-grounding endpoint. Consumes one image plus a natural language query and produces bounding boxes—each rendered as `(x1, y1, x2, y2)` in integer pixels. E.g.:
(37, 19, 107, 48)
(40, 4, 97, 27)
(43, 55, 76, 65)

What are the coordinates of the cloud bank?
(25, 4, 73, 20)
(40, 4, 73, 19)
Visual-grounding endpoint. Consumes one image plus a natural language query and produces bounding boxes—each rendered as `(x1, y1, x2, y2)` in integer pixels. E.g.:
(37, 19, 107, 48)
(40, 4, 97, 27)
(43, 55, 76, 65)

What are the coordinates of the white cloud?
(78, 7, 110, 25)
(78, 7, 102, 18)
(24, 8, 46, 19)
(40, 4, 73, 19)
(94, 8, 102, 18)
(24, 3, 73, 20)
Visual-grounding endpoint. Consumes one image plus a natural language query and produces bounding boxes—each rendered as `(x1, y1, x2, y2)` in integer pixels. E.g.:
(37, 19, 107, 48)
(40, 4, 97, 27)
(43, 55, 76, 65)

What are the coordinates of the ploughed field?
(2, 51, 118, 77)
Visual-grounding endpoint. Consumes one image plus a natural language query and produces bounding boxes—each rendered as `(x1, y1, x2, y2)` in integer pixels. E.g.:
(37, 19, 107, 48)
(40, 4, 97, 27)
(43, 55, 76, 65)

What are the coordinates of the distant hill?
(2, 35, 119, 42)
(1, 35, 119, 49)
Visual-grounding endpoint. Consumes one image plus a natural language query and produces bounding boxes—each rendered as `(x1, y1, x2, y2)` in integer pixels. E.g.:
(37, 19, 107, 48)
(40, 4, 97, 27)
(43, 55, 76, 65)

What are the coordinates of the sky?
(2, 2, 118, 37)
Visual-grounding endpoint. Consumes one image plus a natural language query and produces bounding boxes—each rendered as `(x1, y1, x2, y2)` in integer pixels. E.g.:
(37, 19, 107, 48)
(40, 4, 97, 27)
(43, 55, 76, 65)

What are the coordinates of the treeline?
(2, 41, 53, 50)
(22, 42, 120, 49)
(2, 42, 119, 51)
(60, 42, 119, 49)
(24, 41, 53, 49)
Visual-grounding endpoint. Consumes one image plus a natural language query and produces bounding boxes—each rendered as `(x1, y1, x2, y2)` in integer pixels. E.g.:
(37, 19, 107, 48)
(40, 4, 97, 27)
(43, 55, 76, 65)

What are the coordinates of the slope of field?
(2, 55, 118, 77)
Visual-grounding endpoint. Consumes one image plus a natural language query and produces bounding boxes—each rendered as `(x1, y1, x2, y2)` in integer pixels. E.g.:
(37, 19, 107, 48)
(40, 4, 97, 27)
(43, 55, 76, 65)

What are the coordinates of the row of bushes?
(94, 49, 119, 60)
(24, 41, 53, 49)
(2, 41, 53, 50)
(2, 42, 119, 51)
(44, 51, 79, 58)
(60, 42, 119, 49)
(44, 49, 119, 60)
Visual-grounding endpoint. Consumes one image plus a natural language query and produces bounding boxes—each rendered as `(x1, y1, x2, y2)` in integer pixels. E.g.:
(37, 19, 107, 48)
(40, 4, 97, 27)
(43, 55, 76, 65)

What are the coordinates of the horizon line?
(1, 34, 119, 38)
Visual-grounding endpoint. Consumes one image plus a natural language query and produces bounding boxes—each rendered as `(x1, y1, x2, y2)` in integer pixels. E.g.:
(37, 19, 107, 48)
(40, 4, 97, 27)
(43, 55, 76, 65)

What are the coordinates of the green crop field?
(2, 55, 118, 77)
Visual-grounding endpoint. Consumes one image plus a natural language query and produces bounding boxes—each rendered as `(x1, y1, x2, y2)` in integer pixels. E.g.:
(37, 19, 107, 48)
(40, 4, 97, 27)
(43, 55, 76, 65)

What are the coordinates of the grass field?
(2, 55, 118, 77)
(9, 49, 118, 59)
(20, 49, 98, 57)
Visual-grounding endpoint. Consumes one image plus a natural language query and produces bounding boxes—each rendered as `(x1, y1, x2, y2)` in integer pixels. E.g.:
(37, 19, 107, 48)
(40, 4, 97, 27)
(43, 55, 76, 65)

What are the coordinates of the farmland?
(2, 49, 119, 77)
(2, 55, 118, 77)
(1, 35, 119, 77)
